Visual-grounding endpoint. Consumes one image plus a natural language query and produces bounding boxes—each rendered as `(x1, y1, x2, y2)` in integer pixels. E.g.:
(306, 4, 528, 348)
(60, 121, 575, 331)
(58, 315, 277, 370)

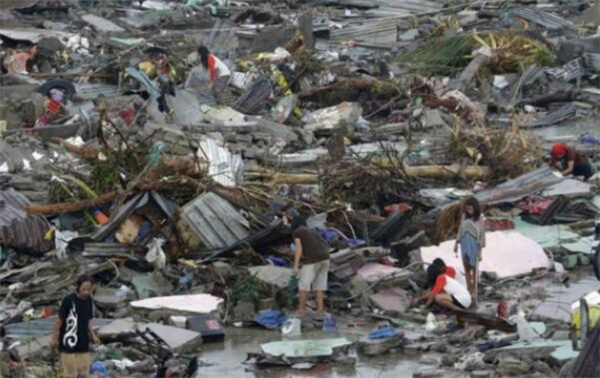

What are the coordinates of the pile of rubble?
(1, 0, 599, 377)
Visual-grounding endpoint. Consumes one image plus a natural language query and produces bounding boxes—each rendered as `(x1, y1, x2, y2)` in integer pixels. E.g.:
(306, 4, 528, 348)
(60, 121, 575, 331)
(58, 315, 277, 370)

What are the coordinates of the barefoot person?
(50, 274, 101, 378)
(291, 216, 330, 316)
(454, 197, 485, 307)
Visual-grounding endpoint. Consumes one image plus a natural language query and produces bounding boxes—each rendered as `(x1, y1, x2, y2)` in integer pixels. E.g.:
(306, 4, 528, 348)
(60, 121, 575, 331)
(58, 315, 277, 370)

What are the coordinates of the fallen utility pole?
(30, 72, 116, 78)
(249, 165, 491, 185)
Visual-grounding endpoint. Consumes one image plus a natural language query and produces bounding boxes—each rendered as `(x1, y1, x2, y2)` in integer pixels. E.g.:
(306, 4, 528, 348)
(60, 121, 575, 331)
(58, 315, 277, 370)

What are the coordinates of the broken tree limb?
(55, 138, 101, 162)
(405, 165, 491, 179)
(27, 191, 118, 215)
(453, 53, 496, 92)
(248, 164, 491, 185)
(298, 78, 399, 99)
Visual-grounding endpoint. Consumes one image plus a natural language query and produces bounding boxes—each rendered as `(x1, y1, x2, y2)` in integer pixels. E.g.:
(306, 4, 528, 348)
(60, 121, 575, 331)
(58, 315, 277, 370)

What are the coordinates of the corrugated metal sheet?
(1, 215, 53, 255)
(179, 192, 250, 249)
(197, 138, 244, 188)
(0, 0, 39, 11)
(233, 75, 272, 115)
(4, 318, 112, 340)
(584, 53, 600, 72)
(475, 166, 563, 205)
(508, 7, 575, 30)
(370, 0, 442, 14)
(547, 58, 585, 82)
(572, 320, 600, 377)
(0, 28, 74, 43)
(0, 189, 29, 228)
(330, 17, 400, 46)
(0, 189, 53, 255)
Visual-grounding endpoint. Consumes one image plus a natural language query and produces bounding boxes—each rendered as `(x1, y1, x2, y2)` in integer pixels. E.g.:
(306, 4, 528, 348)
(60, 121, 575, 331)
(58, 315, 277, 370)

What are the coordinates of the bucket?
(281, 318, 301, 337)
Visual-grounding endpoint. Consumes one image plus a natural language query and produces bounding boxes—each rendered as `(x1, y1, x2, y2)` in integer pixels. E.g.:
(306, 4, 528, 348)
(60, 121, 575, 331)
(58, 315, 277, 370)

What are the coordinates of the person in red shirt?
(414, 258, 471, 311)
(550, 143, 593, 181)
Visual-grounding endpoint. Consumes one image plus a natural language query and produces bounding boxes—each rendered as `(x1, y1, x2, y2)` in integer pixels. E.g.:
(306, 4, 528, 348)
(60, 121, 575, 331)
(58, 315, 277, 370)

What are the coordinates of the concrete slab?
(358, 332, 404, 356)
(495, 339, 579, 363)
(511, 218, 579, 248)
(142, 322, 203, 354)
(357, 263, 410, 283)
(248, 265, 293, 289)
(369, 288, 411, 313)
(131, 272, 174, 299)
(97, 318, 139, 340)
(261, 338, 353, 358)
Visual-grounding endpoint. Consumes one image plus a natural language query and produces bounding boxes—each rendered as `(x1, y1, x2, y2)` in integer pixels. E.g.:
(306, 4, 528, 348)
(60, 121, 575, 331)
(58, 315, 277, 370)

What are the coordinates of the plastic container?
(281, 318, 301, 337)
(425, 312, 437, 332)
(323, 314, 337, 332)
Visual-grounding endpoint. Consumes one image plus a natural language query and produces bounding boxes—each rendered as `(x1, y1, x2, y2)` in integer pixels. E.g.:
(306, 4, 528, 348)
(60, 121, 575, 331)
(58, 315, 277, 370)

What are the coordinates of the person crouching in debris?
(185, 45, 231, 104)
(50, 274, 101, 378)
(550, 143, 594, 181)
(291, 215, 331, 317)
(454, 196, 485, 307)
(414, 258, 471, 311)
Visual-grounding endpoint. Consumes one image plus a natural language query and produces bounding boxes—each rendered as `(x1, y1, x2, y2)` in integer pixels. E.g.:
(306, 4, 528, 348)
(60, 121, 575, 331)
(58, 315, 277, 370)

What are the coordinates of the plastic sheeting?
(420, 231, 551, 279)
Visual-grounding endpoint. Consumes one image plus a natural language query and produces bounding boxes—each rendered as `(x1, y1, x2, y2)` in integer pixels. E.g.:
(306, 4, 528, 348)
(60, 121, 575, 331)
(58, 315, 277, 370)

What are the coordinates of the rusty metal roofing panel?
(179, 192, 250, 249)
(0, 189, 29, 228)
(508, 6, 575, 30)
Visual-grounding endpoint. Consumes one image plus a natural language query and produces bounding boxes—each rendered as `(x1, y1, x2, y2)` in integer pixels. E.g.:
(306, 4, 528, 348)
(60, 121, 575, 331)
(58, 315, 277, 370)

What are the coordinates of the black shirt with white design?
(58, 293, 93, 353)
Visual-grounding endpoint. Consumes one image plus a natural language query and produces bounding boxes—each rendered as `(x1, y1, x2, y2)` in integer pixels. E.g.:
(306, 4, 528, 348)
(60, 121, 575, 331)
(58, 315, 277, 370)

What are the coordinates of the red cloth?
(518, 197, 553, 214)
(431, 274, 447, 296)
(484, 218, 515, 231)
(445, 266, 456, 278)
(551, 143, 568, 160)
(384, 203, 412, 215)
(550, 143, 587, 166)
(207, 54, 217, 81)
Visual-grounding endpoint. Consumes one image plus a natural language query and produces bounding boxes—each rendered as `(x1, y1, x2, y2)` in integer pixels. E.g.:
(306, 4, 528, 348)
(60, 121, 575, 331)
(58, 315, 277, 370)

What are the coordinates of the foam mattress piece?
(420, 231, 551, 279)
(130, 294, 223, 314)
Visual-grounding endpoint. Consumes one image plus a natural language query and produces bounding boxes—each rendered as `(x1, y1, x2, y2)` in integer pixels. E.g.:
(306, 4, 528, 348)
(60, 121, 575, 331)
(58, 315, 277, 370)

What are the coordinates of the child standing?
(453, 197, 485, 307)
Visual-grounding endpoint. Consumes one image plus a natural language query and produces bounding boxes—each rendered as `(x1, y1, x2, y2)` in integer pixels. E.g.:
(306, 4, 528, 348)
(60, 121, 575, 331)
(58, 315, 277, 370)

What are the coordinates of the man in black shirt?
(50, 274, 100, 378)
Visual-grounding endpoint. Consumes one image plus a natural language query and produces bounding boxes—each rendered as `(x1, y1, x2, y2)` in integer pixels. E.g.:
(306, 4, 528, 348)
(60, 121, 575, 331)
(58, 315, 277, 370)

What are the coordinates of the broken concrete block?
(421, 109, 447, 128)
(142, 323, 202, 354)
(369, 288, 411, 314)
(563, 255, 579, 270)
(248, 265, 293, 289)
(357, 331, 404, 356)
(302, 102, 362, 135)
(399, 29, 419, 41)
(457, 10, 478, 26)
(449, 325, 486, 344)
(97, 318, 139, 341)
(258, 298, 275, 311)
(234, 301, 256, 320)
(131, 272, 174, 299)
(495, 356, 531, 376)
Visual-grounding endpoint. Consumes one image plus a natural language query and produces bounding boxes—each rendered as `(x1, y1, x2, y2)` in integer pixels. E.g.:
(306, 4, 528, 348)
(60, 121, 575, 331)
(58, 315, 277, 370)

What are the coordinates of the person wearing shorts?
(454, 197, 485, 307)
(291, 216, 330, 316)
(51, 274, 100, 378)
(415, 260, 471, 311)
